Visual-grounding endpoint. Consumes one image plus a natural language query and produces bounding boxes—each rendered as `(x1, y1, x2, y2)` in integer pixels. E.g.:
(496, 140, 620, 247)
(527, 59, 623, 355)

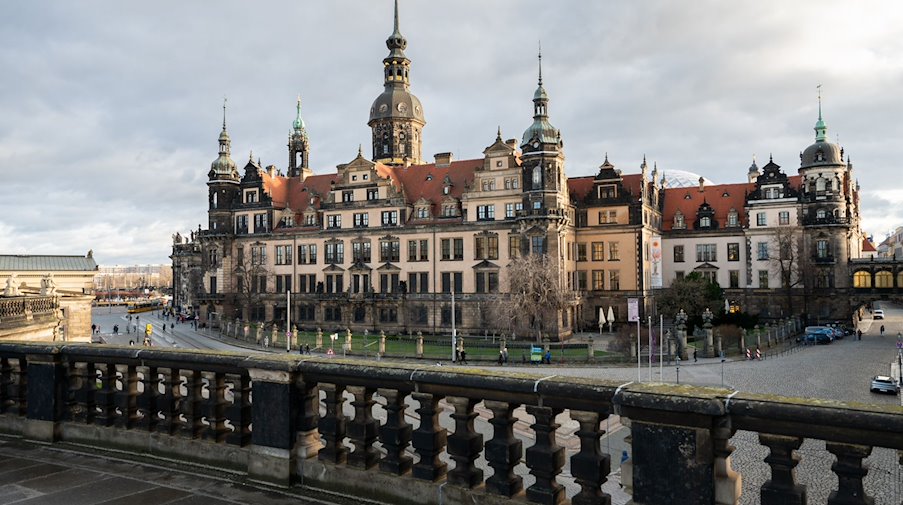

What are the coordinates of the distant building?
(94, 264, 173, 290)
(172, 4, 868, 334)
(0, 251, 98, 341)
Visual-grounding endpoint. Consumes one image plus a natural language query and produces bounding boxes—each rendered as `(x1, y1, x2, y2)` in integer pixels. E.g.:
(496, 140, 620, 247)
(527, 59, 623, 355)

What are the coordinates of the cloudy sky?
(2, 1, 902, 266)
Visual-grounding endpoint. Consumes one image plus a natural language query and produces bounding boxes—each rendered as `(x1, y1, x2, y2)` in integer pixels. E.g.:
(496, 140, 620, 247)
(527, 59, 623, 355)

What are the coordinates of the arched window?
(875, 271, 893, 288)
(727, 209, 739, 227)
(816, 177, 826, 191)
(674, 211, 685, 229)
(853, 271, 872, 288)
(897, 271, 903, 288)
(816, 209, 827, 219)
(699, 216, 711, 228)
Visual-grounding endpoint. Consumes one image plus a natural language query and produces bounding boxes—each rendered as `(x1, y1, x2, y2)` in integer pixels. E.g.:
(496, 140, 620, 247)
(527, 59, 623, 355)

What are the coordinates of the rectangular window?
(352, 241, 371, 263)
(251, 245, 267, 266)
(235, 215, 248, 233)
(325, 242, 344, 264)
(758, 270, 769, 288)
(342, 190, 354, 203)
(508, 236, 521, 259)
(441, 272, 463, 293)
(380, 241, 400, 262)
(474, 235, 499, 260)
(505, 203, 515, 218)
(274, 245, 292, 265)
(674, 245, 685, 263)
(244, 190, 257, 203)
(591, 242, 604, 261)
(475, 271, 499, 293)
(441, 306, 462, 326)
(257, 275, 267, 293)
(531, 236, 545, 255)
(298, 274, 316, 293)
(419, 239, 428, 261)
(576, 243, 587, 262)
(727, 243, 740, 262)
(592, 270, 604, 290)
(816, 239, 829, 258)
(757, 242, 769, 260)
(577, 271, 587, 290)
(353, 212, 369, 228)
(453, 238, 464, 260)
(379, 273, 400, 293)
(608, 242, 619, 261)
(367, 188, 379, 200)
(408, 240, 418, 262)
(275, 274, 292, 293)
(441, 239, 451, 260)
(477, 205, 495, 220)
(756, 212, 767, 226)
(598, 210, 618, 224)
(696, 244, 717, 262)
(729, 270, 740, 288)
(381, 210, 398, 226)
(598, 185, 616, 199)
(253, 213, 268, 232)
(327, 215, 341, 229)
(675, 271, 685, 280)
(778, 211, 790, 225)
(608, 270, 620, 290)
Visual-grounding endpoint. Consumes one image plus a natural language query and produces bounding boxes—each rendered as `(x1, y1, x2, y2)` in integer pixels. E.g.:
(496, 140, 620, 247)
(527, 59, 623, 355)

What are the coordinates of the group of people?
(496, 347, 509, 365)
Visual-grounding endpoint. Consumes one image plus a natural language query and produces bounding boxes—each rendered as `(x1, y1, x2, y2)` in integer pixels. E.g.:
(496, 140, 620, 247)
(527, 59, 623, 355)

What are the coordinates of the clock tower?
(368, 0, 425, 165)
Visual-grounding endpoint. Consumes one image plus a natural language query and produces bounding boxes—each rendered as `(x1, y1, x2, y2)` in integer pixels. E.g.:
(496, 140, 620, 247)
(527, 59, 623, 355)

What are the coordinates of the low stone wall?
(0, 343, 900, 505)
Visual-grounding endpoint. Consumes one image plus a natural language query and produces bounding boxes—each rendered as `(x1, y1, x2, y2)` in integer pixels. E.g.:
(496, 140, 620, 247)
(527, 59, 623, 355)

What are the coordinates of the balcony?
(0, 343, 899, 505)
(802, 215, 849, 226)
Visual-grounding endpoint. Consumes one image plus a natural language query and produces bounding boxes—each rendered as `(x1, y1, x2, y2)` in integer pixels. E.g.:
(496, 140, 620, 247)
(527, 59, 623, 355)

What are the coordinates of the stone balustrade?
(0, 342, 900, 505)
(0, 296, 58, 319)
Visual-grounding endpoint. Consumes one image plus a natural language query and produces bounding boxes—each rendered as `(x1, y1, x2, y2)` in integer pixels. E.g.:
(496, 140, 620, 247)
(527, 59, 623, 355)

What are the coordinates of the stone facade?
(172, 6, 867, 335)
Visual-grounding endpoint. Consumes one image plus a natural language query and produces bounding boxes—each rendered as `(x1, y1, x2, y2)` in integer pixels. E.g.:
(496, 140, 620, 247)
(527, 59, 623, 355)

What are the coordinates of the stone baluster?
(114, 364, 138, 429)
(713, 417, 741, 505)
(95, 363, 117, 427)
(135, 366, 160, 431)
(759, 433, 806, 505)
(378, 387, 412, 475)
(484, 400, 523, 497)
(347, 385, 378, 469)
(203, 371, 230, 443)
(411, 392, 447, 481)
(525, 405, 565, 505)
(247, 368, 303, 486)
(826, 442, 873, 505)
(569, 410, 611, 505)
(225, 373, 251, 447)
(446, 396, 484, 488)
(67, 361, 94, 423)
(318, 383, 348, 464)
(156, 367, 183, 436)
(180, 369, 204, 439)
(294, 377, 321, 459)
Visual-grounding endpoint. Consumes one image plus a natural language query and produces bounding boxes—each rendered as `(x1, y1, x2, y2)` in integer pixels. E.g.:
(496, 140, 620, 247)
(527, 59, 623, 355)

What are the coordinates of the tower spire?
(814, 84, 828, 142)
(393, 0, 400, 36)
(222, 97, 227, 131)
(537, 42, 543, 86)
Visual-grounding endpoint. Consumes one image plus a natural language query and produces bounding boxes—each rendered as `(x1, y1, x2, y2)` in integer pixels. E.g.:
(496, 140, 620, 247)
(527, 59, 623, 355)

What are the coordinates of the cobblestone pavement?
(543, 302, 903, 505)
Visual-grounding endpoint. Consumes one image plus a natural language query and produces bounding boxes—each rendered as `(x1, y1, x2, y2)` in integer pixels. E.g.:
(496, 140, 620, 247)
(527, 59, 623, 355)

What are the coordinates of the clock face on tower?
(532, 141, 540, 148)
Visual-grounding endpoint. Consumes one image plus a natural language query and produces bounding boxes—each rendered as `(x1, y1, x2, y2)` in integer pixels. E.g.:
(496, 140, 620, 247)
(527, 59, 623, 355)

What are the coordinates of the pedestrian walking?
(693, 348, 698, 362)
(305, 343, 310, 355)
(544, 349, 552, 364)
(170, 323, 174, 332)
(113, 325, 119, 334)
(857, 329, 862, 340)
(502, 347, 509, 364)
(498, 351, 504, 365)
(880, 324, 885, 336)
(460, 350, 468, 364)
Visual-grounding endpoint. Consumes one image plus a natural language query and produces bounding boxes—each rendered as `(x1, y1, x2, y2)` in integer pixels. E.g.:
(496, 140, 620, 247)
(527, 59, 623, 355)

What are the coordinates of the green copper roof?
(292, 96, 306, 131)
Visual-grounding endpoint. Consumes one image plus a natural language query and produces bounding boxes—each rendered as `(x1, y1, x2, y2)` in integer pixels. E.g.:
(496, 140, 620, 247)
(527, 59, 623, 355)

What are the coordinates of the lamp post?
(676, 356, 681, 384)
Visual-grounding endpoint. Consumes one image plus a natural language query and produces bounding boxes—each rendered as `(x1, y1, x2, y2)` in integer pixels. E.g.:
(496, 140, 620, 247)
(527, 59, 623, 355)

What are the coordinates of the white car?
(874, 309, 885, 319)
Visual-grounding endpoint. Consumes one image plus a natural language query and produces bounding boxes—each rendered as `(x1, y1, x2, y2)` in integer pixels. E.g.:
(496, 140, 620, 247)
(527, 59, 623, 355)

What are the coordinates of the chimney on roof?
(698, 176, 705, 192)
(434, 152, 453, 168)
(505, 139, 518, 148)
(267, 165, 278, 178)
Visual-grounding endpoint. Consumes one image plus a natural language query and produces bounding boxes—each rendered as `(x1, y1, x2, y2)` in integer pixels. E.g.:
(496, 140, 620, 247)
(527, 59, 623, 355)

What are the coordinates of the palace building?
(172, 3, 867, 337)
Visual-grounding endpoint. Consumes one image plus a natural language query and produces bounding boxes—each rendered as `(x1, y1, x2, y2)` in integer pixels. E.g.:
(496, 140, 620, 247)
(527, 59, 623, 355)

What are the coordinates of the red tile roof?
(662, 182, 753, 231)
(862, 238, 877, 252)
(567, 173, 648, 203)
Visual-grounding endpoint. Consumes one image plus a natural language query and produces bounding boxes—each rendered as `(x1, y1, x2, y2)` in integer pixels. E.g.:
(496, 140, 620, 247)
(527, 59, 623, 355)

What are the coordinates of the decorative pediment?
(349, 261, 372, 272)
(322, 264, 345, 272)
(377, 262, 401, 271)
(472, 260, 500, 270)
(694, 262, 719, 271)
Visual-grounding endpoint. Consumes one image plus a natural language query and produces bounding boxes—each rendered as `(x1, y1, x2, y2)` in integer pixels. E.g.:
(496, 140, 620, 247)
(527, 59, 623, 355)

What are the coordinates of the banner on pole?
(627, 298, 639, 322)
(650, 235, 663, 288)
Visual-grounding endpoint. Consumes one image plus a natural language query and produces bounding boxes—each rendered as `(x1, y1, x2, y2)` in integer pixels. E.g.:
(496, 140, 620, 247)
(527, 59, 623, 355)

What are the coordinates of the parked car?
(870, 375, 900, 394)
(828, 326, 844, 339)
(804, 328, 834, 344)
(874, 309, 885, 319)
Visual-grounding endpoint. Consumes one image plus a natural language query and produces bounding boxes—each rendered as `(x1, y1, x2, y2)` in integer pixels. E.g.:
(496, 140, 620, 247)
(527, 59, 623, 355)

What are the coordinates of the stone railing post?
(346, 385, 378, 469)
(759, 433, 806, 504)
(316, 327, 323, 349)
(378, 388, 412, 475)
(379, 330, 386, 357)
(484, 400, 523, 497)
(617, 390, 724, 504)
(318, 383, 348, 464)
(411, 392, 447, 481)
(825, 442, 873, 505)
(416, 332, 424, 358)
(713, 417, 741, 505)
(525, 405, 565, 505)
(570, 410, 612, 505)
(24, 351, 64, 442)
(247, 367, 300, 487)
(446, 396, 484, 488)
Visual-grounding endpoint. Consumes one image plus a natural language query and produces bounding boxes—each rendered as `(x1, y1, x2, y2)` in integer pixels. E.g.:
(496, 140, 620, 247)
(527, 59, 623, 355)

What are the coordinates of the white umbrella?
(598, 307, 607, 324)
(607, 306, 615, 332)
(724, 299, 730, 313)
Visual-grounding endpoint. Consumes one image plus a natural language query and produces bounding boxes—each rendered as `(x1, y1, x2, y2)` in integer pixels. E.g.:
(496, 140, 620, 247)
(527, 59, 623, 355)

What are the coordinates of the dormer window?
(363, 174, 368, 180)
(674, 211, 685, 229)
(443, 186, 450, 195)
(727, 209, 739, 227)
(245, 190, 257, 203)
(815, 150, 825, 162)
(598, 185, 616, 199)
(700, 216, 711, 228)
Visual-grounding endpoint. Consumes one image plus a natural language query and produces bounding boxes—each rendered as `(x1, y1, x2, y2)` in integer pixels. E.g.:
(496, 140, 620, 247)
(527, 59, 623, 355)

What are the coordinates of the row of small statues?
(3, 273, 57, 297)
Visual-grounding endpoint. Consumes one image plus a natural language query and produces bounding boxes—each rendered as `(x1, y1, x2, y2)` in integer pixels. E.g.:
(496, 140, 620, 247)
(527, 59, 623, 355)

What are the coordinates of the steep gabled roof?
(862, 238, 877, 252)
(662, 182, 753, 232)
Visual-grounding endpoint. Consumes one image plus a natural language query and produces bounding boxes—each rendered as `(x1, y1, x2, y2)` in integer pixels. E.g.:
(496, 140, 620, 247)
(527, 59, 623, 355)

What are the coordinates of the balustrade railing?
(0, 343, 900, 505)
(0, 296, 59, 319)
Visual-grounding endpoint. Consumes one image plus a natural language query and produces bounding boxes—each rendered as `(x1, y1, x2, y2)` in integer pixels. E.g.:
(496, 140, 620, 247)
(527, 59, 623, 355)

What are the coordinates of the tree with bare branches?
(769, 227, 806, 315)
(232, 245, 272, 321)
(491, 254, 576, 342)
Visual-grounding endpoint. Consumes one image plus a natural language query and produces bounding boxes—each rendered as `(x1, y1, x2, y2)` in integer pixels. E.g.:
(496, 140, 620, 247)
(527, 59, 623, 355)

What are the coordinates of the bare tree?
(232, 246, 272, 322)
(492, 255, 576, 342)
(769, 227, 806, 315)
